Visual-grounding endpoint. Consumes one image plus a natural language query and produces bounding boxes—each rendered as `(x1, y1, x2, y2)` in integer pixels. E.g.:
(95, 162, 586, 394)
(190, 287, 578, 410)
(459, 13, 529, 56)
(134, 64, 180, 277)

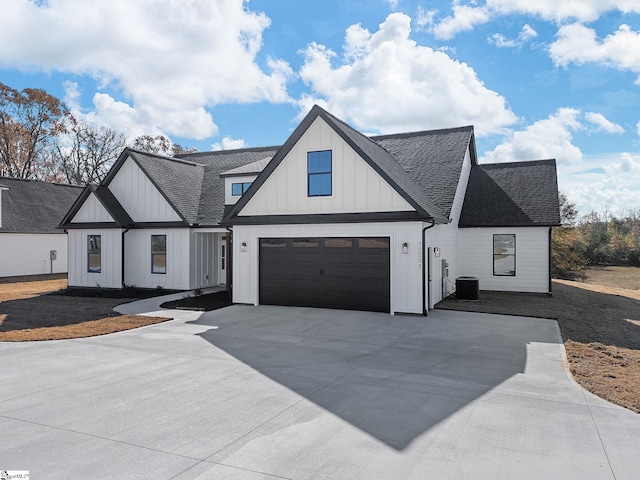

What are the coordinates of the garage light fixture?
(402, 242, 409, 254)
(240, 242, 247, 252)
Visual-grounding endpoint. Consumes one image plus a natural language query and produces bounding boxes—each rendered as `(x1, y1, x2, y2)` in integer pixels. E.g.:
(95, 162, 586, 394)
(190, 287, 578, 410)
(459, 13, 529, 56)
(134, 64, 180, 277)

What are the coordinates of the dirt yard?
(438, 266, 640, 413)
(0, 275, 170, 341)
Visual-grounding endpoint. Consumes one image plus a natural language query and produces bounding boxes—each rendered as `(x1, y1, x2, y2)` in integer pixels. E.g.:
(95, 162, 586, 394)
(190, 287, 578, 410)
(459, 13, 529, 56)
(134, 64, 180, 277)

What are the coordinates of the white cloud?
(0, 0, 293, 139)
(637, 120, 640, 136)
(62, 81, 81, 110)
(211, 137, 247, 151)
(488, 24, 537, 48)
(481, 108, 584, 164)
(549, 23, 640, 81)
(562, 152, 640, 215)
(298, 13, 517, 136)
(584, 112, 624, 134)
(424, 4, 490, 40)
(387, 0, 400, 10)
(487, 0, 640, 23)
(425, 1, 640, 39)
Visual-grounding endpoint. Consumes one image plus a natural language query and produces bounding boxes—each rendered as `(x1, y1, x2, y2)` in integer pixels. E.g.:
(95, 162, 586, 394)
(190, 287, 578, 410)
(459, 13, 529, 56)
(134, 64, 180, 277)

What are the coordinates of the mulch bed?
(160, 290, 232, 311)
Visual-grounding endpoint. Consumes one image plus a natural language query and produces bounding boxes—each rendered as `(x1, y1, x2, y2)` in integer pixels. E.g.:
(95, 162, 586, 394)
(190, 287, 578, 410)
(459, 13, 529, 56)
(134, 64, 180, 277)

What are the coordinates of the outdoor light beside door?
(402, 242, 409, 254)
(240, 242, 247, 252)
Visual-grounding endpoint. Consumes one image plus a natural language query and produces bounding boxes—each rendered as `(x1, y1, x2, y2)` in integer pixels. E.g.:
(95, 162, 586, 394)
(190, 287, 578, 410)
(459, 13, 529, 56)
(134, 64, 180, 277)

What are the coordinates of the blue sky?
(2, 0, 640, 217)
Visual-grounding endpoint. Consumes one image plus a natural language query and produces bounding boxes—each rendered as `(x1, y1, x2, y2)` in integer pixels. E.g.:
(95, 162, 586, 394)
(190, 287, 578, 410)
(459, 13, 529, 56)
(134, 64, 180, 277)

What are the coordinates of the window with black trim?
(232, 182, 252, 196)
(151, 235, 167, 274)
(307, 150, 332, 196)
(493, 234, 515, 276)
(87, 235, 101, 273)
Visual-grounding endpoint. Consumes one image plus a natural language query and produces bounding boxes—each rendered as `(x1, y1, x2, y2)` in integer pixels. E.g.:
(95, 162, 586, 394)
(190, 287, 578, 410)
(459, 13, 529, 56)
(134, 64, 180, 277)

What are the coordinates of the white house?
(60, 105, 560, 314)
(59, 146, 279, 290)
(0, 177, 82, 277)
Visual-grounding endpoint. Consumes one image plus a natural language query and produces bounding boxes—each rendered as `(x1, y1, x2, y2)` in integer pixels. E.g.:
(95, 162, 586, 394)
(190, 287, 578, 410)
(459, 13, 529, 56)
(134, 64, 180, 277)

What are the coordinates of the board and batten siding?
(232, 222, 423, 315)
(124, 229, 190, 289)
(190, 232, 223, 288)
(68, 229, 123, 288)
(457, 227, 551, 293)
(239, 117, 414, 216)
(0, 234, 68, 277)
(109, 157, 181, 222)
(71, 192, 114, 223)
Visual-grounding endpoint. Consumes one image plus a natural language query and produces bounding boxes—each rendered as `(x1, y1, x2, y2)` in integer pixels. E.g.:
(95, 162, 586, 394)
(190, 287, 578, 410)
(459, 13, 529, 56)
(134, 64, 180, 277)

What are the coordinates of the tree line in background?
(0, 82, 197, 186)
(552, 193, 640, 280)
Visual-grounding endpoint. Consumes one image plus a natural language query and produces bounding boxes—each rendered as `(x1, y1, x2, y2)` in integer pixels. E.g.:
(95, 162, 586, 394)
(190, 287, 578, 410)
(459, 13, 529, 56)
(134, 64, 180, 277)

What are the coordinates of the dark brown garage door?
(259, 237, 390, 313)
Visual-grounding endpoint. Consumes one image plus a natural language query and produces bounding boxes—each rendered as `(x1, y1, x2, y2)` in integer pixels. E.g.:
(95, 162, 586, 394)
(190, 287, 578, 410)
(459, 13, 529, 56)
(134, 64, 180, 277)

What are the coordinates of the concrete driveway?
(1, 300, 639, 479)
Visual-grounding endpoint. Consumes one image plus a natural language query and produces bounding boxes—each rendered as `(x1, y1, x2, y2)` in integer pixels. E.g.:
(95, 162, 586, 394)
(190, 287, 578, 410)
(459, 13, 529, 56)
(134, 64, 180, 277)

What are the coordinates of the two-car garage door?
(259, 237, 390, 313)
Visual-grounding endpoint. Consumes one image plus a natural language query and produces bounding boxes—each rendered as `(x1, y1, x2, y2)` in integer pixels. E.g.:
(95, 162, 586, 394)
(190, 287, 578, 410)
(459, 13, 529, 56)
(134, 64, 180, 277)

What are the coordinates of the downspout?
(548, 227, 552, 294)
(422, 219, 437, 316)
(121, 227, 129, 289)
(225, 226, 233, 293)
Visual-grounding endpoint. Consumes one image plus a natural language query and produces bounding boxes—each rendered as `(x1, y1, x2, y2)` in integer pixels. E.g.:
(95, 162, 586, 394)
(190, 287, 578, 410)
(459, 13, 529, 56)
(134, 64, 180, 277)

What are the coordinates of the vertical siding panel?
(240, 117, 413, 216)
(109, 157, 181, 222)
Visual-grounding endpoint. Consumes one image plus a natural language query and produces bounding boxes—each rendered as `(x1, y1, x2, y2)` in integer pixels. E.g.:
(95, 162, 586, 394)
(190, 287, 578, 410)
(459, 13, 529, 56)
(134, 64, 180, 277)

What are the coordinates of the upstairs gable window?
(232, 182, 252, 196)
(308, 150, 332, 197)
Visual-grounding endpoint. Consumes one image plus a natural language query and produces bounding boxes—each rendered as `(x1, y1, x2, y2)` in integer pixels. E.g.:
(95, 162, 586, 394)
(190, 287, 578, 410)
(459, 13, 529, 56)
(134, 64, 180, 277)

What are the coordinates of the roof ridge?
(371, 125, 474, 140)
(177, 145, 282, 158)
(480, 159, 556, 168)
(0, 176, 83, 188)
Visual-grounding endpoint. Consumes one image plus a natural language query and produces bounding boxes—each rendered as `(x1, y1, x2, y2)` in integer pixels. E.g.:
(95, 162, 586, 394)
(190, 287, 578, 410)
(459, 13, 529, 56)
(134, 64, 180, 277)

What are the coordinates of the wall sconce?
(401, 242, 409, 254)
(434, 247, 441, 258)
(240, 242, 247, 252)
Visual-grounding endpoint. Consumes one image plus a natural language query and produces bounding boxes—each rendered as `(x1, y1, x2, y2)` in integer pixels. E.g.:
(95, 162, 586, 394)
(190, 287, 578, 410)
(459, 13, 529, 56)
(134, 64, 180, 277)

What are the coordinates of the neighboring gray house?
(60, 105, 560, 314)
(0, 177, 82, 277)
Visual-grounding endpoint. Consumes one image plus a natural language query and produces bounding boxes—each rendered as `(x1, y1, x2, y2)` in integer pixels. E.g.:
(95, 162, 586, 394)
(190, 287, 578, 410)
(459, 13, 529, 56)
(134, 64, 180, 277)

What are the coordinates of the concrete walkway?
(1, 297, 639, 479)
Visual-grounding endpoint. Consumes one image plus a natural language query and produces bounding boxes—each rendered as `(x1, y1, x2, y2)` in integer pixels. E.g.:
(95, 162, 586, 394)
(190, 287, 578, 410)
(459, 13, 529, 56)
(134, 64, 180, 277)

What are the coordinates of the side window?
(87, 235, 101, 273)
(232, 182, 252, 196)
(307, 150, 332, 197)
(493, 234, 515, 276)
(151, 235, 167, 274)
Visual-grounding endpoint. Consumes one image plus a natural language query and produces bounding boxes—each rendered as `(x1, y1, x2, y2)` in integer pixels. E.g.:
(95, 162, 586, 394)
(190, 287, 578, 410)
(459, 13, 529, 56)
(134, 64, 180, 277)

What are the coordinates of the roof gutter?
(422, 219, 437, 316)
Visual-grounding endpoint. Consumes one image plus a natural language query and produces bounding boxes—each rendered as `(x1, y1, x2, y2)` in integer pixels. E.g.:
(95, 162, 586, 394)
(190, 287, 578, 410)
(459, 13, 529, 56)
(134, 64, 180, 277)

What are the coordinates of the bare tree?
(0, 83, 67, 179)
(51, 113, 126, 185)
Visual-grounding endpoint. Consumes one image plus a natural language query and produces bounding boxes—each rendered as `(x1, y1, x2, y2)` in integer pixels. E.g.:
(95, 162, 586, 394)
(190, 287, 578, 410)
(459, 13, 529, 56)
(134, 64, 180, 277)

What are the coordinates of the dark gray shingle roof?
(178, 147, 280, 226)
(0, 177, 82, 234)
(373, 126, 475, 220)
(459, 160, 561, 227)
